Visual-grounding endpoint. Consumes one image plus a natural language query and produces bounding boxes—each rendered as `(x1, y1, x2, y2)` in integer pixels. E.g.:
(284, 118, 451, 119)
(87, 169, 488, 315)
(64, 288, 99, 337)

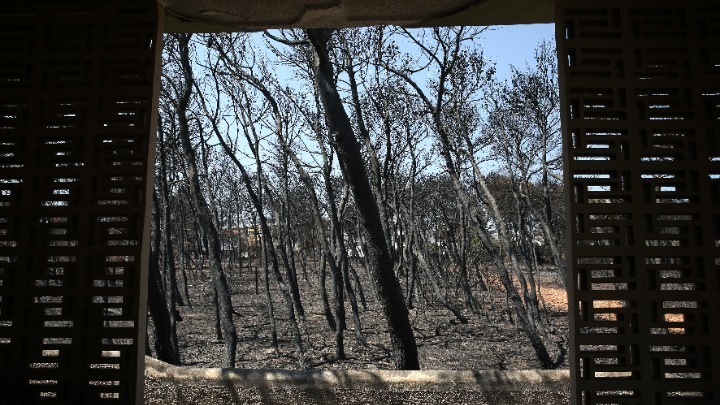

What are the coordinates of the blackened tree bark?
(147, 190, 180, 364)
(306, 28, 419, 370)
(379, 27, 557, 369)
(193, 49, 306, 367)
(339, 31, 393, 250)
(157, 115, 184, 310)
(171, 33, 238, 367)
(209, 39, 308, 322)
(177, 200, 193, 307)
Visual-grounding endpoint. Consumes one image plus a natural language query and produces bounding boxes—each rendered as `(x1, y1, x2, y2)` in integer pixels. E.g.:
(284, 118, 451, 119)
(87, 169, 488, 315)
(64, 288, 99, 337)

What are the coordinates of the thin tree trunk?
(173, 33, 237, 367)
(409, 225, 468, 324)
(178, 205, 193, 308)
(341, 256, 365, 345)
(157, 116, 184, 308)
(261, 227, 279, 353)
(276, 128, 348, 356)
(213, 288, 222, 341)
(196, 82, 306, 367)
(319, 252, 337, 332)
(349, 264, 367, 310)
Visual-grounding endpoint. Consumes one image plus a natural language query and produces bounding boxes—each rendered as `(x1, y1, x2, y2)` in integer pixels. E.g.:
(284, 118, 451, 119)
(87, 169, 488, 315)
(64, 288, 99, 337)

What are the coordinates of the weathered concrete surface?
(144, 357, 570, 404)
(162, 0, 553, 32)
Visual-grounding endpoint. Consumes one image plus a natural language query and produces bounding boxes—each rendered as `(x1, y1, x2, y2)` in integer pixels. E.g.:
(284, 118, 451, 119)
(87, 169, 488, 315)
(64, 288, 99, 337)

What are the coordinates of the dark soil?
(148, 259, 569, 371)
(143, 380, 571, 405)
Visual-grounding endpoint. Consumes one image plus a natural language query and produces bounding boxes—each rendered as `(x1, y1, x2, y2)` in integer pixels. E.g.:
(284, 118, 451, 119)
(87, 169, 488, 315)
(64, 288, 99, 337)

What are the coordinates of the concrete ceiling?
(162, 0, 554, 32)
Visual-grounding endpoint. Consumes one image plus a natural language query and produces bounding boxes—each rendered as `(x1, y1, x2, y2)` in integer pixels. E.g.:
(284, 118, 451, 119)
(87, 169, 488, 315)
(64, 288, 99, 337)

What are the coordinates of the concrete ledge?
(145, 356, 570, 392)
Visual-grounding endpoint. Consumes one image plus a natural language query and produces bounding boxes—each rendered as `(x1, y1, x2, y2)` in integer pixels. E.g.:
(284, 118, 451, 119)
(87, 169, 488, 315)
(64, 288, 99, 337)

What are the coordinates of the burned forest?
(147, 27, 567, 372)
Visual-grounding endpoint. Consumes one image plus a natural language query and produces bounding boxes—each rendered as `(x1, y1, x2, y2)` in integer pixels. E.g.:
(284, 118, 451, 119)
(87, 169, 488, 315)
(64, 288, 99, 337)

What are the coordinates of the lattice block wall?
(0, 2, 159, 403)
(558, 1, 720, 404)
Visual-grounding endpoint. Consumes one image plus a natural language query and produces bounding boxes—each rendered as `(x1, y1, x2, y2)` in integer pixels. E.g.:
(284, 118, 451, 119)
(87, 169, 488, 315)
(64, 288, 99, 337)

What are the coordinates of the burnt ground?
(147, 260, 569, 371)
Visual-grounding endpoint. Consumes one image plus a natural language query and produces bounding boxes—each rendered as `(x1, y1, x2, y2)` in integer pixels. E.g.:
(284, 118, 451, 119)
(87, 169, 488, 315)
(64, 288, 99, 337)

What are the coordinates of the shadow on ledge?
(144, 356, 570, 405)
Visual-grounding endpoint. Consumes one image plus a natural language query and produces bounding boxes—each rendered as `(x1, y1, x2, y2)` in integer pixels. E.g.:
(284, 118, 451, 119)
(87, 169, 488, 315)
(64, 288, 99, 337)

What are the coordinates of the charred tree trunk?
(319, 252, 337, 332)
(307, 28, 418, 370)
(157, 116, 184, 309)
(408, 224, 468, 324)
(178, 203, 193, 307)
(260, 224, 279, 353)
(194, 74, 307, 368)
(147, 191, 180, 365)
(213, 288, 222, 341)
(173, 33, 237, 367)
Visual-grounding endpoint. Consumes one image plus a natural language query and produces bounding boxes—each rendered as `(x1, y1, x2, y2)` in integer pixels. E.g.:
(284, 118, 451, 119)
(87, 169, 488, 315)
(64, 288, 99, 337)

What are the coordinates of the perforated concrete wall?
(557, 0, 720, 403)
(0, 1, 160, 403)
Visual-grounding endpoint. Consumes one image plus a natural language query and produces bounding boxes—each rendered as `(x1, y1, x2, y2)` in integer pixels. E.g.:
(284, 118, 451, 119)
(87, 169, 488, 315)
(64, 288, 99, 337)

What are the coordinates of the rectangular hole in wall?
(591, 282, 628, 290)
(666, 391, 707, 398)
(580, 345, 619, 352)
(594, 371, 633, 378)
(662, 301, 697, 309)
(90, 363, 121, 370)
(28, 380, 58, 385)
(29, 363, 60, 369)
(593, 313, 618, 321)
(99, 393, 121, 399)
(664, 372, 702, 379)
(41, 350, 60, 357)
(593, 357, 621, 365)
(581, 326, 619, 334)
(89, 380, 121, 386)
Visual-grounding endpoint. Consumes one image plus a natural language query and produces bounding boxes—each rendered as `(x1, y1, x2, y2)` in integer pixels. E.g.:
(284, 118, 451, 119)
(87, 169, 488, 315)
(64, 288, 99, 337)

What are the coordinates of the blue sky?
(480, 23, 555, 80)
(254, 24, 556, 85)
(188, 25, 558, 171)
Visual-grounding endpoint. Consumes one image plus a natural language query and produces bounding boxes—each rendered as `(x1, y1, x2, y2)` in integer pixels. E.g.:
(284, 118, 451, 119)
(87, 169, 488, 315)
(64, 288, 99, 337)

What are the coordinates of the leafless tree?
(164, 33, 238, 367)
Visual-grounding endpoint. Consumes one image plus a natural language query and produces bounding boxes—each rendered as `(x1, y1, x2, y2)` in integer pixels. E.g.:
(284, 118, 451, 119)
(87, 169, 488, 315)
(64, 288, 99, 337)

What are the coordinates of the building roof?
(163, 0, 553, 32)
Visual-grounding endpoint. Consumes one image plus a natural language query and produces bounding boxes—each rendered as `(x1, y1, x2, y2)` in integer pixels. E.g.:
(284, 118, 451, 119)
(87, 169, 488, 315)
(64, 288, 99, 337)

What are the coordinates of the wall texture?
(0, 1, 160, 403)
(557, 0, 720, 403)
